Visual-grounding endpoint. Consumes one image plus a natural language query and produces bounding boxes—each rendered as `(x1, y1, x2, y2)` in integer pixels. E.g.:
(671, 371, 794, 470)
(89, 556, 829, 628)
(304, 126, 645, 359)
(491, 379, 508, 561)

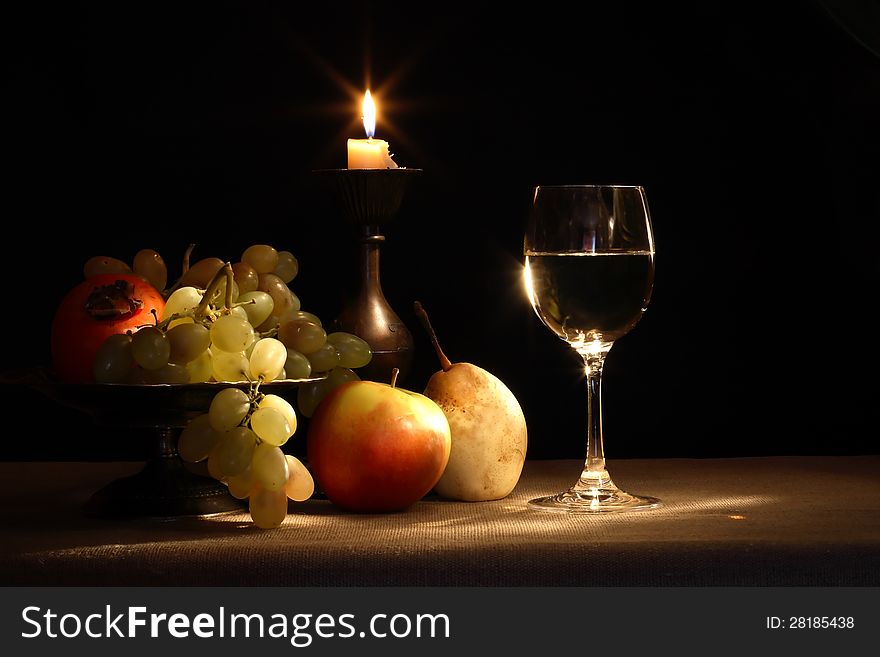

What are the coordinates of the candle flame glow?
(362, 90, 376, 139)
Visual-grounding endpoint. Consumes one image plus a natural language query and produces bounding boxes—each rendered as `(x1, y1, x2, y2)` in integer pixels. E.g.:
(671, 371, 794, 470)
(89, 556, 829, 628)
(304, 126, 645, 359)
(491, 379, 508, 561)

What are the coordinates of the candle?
(347, 90, 399, 169)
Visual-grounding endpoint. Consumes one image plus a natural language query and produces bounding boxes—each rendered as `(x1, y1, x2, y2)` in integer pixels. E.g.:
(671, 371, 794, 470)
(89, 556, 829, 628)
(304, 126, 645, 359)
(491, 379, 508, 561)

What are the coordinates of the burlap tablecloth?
(2, 457, 878, 586)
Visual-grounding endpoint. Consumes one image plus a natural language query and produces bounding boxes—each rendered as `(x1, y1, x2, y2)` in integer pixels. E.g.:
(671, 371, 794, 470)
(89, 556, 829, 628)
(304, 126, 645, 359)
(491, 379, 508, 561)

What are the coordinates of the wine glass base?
(528, 488, 661, 514)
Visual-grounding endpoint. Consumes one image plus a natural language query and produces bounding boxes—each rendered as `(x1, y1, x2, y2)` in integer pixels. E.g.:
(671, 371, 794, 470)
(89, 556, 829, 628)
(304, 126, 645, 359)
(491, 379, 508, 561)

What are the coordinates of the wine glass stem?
(576, 349, 614, 491)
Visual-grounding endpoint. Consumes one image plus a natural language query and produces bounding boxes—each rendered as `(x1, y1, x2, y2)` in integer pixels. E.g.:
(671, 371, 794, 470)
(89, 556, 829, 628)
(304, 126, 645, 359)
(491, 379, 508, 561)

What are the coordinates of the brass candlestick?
(315, 169, 421, 384)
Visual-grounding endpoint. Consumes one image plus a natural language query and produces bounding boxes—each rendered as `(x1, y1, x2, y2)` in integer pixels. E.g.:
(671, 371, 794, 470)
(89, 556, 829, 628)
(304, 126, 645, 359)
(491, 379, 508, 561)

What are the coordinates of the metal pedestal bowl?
(19, 371, 321, 519)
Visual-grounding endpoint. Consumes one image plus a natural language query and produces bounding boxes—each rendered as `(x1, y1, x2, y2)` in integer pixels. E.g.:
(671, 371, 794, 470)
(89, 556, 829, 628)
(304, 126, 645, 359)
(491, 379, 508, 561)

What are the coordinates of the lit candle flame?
(362, 90, 376, 139)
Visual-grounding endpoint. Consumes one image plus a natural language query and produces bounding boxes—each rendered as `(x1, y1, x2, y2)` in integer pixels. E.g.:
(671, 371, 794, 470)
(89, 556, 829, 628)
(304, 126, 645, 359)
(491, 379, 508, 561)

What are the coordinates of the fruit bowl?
(11, 368, 324, 519)
(29, 375, 323, 429)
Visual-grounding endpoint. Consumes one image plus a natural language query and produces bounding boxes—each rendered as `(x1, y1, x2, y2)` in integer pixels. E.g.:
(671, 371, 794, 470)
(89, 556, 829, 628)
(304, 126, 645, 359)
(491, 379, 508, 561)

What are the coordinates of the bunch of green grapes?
(177, 384, 315, 528)
(91, 243, 372, 387)
(89, 242, 375, 527)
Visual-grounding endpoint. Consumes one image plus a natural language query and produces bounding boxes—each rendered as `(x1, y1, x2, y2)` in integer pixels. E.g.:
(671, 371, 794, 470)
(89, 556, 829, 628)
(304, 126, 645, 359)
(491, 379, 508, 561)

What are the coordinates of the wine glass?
(524, 184, 660, 513)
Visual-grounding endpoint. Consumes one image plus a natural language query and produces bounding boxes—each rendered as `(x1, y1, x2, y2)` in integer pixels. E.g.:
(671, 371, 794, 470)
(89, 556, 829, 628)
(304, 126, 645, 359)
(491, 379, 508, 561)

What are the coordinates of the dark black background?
(2, 1, 878, 460)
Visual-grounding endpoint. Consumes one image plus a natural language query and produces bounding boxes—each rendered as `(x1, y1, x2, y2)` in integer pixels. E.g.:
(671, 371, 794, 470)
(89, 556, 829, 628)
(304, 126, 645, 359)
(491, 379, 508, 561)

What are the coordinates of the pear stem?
(390, 367, 400, 388)
(413, 301, 453, 372)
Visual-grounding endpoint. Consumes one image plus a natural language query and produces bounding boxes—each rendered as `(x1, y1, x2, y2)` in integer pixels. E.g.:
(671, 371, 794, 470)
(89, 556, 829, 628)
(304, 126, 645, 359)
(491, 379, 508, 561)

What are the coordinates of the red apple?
(306, 379, 451, 513)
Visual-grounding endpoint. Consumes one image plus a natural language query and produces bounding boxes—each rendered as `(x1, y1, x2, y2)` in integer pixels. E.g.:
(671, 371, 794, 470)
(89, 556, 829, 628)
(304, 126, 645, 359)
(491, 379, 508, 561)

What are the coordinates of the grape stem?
(224, 264, 234, 310)
(163, 243, 197, 297)
(241, 378, 265, 445)
(134, 308, 162, 330)
(195, 262, 235, 319)
(182, 243, 195, 274)
(153, 311, 194, 332)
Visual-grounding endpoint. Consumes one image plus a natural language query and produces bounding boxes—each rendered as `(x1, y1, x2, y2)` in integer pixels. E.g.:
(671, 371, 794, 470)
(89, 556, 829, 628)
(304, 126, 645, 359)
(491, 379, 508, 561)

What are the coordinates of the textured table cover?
(1, 457, 878, 586)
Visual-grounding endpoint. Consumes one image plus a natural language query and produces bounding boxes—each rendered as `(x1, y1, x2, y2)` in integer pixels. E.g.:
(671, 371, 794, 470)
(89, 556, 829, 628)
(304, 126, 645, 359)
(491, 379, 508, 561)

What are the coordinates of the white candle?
(347, 90, 399, 169)
(347, 137, 396, 169)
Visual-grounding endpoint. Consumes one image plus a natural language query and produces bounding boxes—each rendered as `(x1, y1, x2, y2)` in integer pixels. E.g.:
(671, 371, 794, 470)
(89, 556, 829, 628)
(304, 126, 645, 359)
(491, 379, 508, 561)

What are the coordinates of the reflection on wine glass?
(524, 184, 660, 513)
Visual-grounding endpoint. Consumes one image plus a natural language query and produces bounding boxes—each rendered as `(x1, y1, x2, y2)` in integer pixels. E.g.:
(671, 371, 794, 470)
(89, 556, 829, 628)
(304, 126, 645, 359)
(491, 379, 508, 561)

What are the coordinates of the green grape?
(178, 257, 224, 288)
(186, 349, 213, 383)
(232, 261, 259, 295)
(208, 387, 250, 431)
(306, 342, 340, 373)
(256, 313, 282, 333)
(181, 459, 210, 478)
(249, 407, 292, 447)
(251, 443, 289, 492)
(206, 441, 227, 482)
(242, 244, 279, 275)
(168, 316, 194, 330)
(249, 486, 288, 529)
(132, 248, 167, 291)
(229, 305, 249, 322)
(211, 350, 248, 381)
(227, 466, 255, 500)
(83, 255, 130, 278)
(298, 367, 359, 417)
(327, 332, 372, 369)
(216, 426, 257, 478)
(325, 366, 359, 390)
(125, 366, 149, 384)
(236, 291, 274, 328)
(131, 326, 170, 370)
(296, 370, 358, 417)
(210, 315, 254, 353)
(296, 380, 326, 418)
(283, 310, 322, 326)
(273, 251, 299, 283)
(258, 273, 300, 316)
(284, 348, 312, 379)
(167, 323, 211, 364)
(177, 414, 221, 463)
(288, 290, 301, 314)
(162, 286, 202, 321)
(295, 367, 358, 416)
(249, 338, 287, 381)
(259, 394, 297, 434)
(284, 455, 315, 502)
(93, 334, 133, 383)
(278, 319, 326, 354)
(144, 362, 190, 384)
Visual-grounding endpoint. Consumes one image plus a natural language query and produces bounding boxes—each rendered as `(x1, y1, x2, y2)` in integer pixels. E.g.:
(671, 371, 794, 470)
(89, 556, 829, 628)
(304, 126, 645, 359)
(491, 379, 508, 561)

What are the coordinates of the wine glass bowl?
(524, 185, 660, 513)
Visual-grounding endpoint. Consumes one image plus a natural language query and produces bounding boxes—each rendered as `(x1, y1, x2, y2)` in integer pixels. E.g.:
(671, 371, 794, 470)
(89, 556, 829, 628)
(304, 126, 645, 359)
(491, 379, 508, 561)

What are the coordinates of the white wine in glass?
(524, 185, 660, 513)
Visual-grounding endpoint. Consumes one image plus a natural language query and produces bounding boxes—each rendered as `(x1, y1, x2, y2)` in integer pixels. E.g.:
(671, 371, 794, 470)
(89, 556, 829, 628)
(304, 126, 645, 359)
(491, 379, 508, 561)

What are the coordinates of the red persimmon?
(51, 273, 166, 383)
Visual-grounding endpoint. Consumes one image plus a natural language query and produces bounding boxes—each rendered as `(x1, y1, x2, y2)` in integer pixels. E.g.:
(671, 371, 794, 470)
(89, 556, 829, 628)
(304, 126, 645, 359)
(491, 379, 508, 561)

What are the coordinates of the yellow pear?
(415, 302, 527, 501)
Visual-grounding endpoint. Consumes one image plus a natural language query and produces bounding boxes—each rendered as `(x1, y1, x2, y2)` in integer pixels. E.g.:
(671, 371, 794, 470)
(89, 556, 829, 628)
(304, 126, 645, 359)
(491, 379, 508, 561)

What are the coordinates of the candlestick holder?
(314, 169, 421, 384)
